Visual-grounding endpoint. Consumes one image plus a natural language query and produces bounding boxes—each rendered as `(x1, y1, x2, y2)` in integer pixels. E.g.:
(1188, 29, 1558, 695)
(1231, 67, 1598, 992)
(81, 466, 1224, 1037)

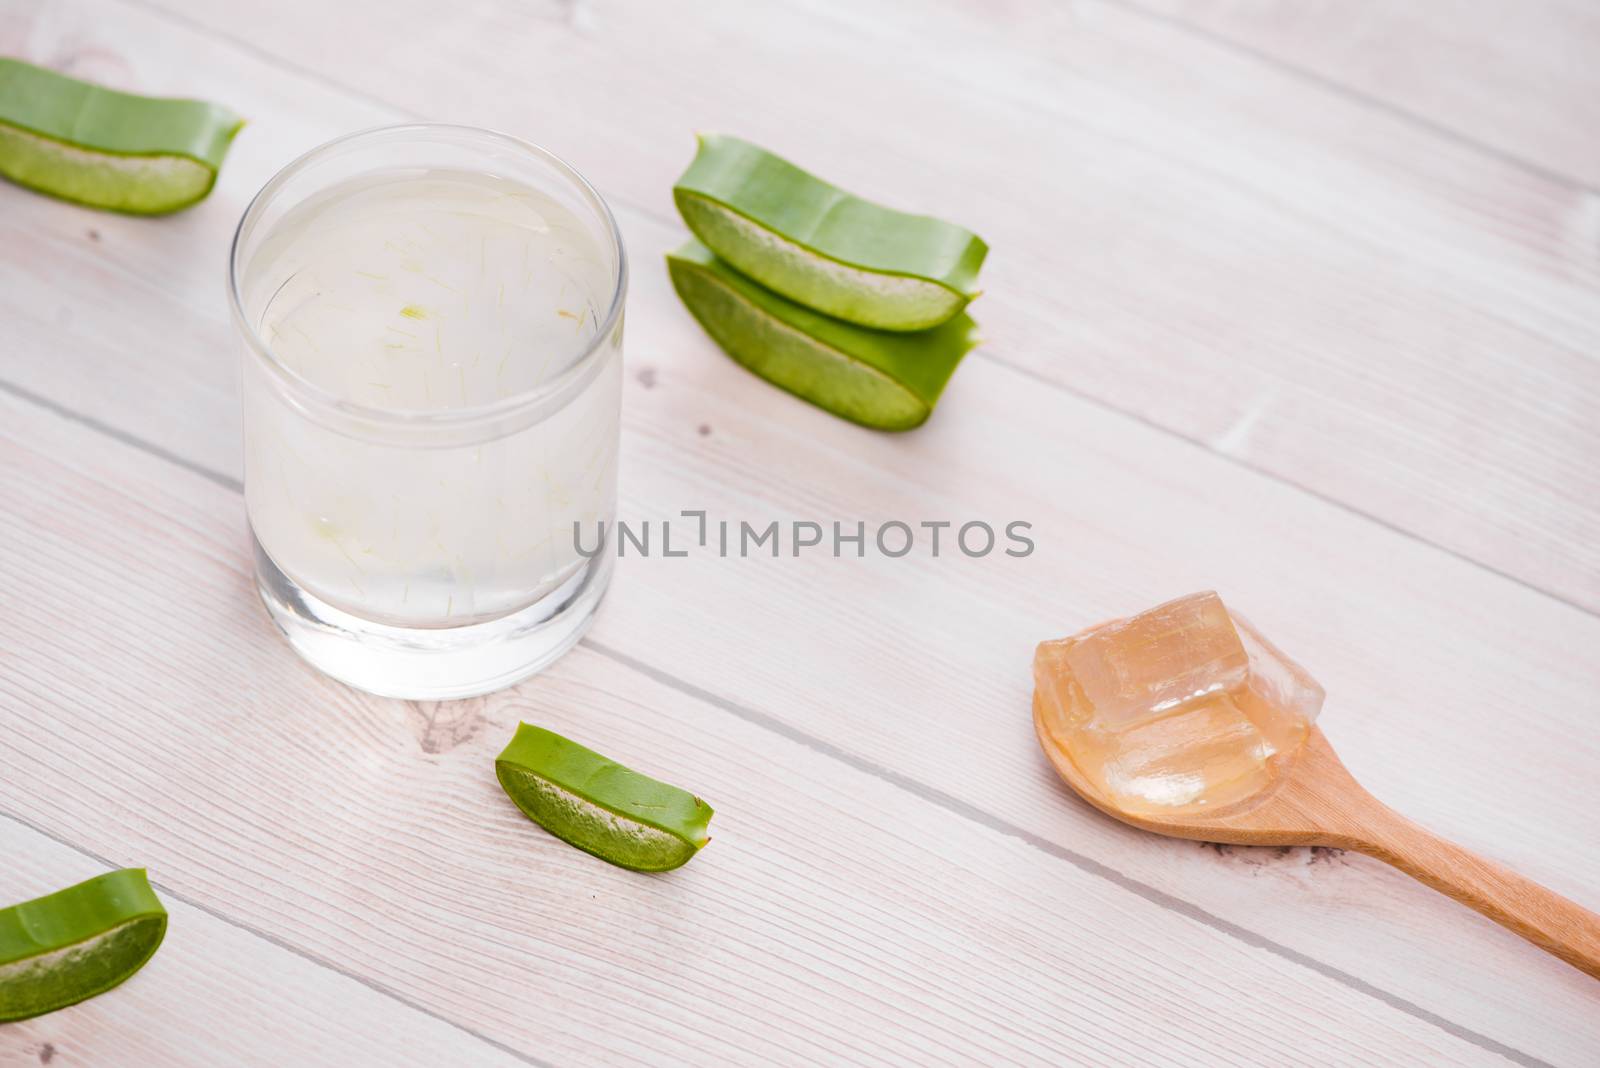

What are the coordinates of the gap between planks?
(1097, 0, 1600, 197)
(83, 0, 1600, 629)
(0, 810, 554, 1068)
(981, 351, 1598, 622)
(0, 378, 1551, 1068)
(127, 0, 1600, 202)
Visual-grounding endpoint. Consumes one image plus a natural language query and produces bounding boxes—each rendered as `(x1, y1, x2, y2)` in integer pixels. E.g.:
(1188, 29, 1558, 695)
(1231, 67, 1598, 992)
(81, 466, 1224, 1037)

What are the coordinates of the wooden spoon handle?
(1346, 802, 1600, 980)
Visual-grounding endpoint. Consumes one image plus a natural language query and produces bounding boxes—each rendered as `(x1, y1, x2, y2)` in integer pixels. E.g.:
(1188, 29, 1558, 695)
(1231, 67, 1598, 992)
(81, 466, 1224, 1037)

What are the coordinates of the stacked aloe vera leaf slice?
(669, 135, 986, 430)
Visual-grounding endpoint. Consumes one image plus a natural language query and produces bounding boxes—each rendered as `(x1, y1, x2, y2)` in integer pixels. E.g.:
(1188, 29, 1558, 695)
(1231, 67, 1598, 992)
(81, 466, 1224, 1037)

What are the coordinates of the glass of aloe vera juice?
(229, 125, 626, 699)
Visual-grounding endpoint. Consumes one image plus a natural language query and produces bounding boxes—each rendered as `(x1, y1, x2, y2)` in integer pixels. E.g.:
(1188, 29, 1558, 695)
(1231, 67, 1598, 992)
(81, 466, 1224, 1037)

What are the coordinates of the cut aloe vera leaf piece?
(668, 240, 977, 431)
(0, 868, 168, 1022)
(674, 134, 987, 331)
(496, 723, 714, 873)
(0, 58, 242, 215)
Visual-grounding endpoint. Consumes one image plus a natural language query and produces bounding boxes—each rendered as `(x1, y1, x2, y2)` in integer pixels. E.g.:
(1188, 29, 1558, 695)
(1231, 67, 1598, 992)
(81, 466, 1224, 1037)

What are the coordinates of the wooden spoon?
(1033, 702, 1600, 979)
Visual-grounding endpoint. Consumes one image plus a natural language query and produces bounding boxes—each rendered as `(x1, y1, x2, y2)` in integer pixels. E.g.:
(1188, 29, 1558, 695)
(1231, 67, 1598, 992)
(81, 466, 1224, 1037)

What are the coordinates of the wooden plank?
(1135, 0, 1600, 188)
(600, 251, 1600, 1060)
(1, 175, 1592, 1066)
(0, 395, 1511, 1067)
(0, 1, 1595, 1063)
(116, 0, 1600, 611)
(0, 819, 531, 1067)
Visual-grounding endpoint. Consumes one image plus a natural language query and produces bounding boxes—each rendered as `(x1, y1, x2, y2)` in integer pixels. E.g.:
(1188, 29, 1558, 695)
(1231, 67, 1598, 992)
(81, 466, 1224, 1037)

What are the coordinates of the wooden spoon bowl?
(1033, 699, 1600, 980)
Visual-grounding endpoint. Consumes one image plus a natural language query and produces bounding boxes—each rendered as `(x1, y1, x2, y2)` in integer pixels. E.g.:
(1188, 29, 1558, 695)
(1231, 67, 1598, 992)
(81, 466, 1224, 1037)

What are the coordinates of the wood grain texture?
(0, 394, 1510, 1067)
(0, 820, 532, 1067)
(1035, 721, 1600, 980)
(1134, 0, 1600, 187)
(1353, 803, 1600, 984)
(0, 0, 1596, 1063)
(126, 0, 1600, 610)
(0, 2, 1597, 1062)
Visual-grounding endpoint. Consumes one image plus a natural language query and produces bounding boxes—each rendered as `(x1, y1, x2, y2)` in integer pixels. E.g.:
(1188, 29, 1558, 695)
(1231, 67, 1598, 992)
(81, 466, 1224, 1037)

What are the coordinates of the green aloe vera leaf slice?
(0, 58, 242, 215)
(495, 723, 714, 873)
(0, 868, 168, 1022)
(667, 240, 978, 431)
(673, 134, 987, 331)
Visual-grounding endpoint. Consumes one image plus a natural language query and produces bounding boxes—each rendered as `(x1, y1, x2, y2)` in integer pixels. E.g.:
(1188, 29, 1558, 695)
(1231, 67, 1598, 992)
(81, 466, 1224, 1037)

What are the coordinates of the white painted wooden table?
(2, 1, 1597, 1064)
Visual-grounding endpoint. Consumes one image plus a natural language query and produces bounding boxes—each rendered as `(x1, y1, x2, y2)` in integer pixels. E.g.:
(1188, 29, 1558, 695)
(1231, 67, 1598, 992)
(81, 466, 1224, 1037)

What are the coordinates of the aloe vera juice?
(239, 169, 621, 627)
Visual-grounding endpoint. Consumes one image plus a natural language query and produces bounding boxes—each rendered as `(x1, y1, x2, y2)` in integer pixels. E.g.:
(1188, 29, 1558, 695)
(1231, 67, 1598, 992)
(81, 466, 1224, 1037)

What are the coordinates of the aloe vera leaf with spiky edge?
(0, 868, 168, 1022)
(496, 723, 714, 873)
(668, 240, 977, 431)
(674, 134, 986, 331)
(0, 58, 242, 215)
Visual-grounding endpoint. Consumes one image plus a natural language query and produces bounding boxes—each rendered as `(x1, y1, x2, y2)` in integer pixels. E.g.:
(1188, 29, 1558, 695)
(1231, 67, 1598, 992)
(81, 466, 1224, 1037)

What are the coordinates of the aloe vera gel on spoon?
(232, 126, 627, 699)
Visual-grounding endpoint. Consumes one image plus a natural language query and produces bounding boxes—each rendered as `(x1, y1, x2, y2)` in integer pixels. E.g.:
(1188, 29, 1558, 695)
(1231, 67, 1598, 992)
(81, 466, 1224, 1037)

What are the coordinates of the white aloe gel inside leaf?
(679, 194, 964, 329)
(0, 123, 211, 209)
(498, 766, 691, 870)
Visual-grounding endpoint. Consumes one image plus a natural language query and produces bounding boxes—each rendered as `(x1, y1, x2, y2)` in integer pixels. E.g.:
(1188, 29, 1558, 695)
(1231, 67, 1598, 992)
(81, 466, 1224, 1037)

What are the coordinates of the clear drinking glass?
(229, 125, 626, 699)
